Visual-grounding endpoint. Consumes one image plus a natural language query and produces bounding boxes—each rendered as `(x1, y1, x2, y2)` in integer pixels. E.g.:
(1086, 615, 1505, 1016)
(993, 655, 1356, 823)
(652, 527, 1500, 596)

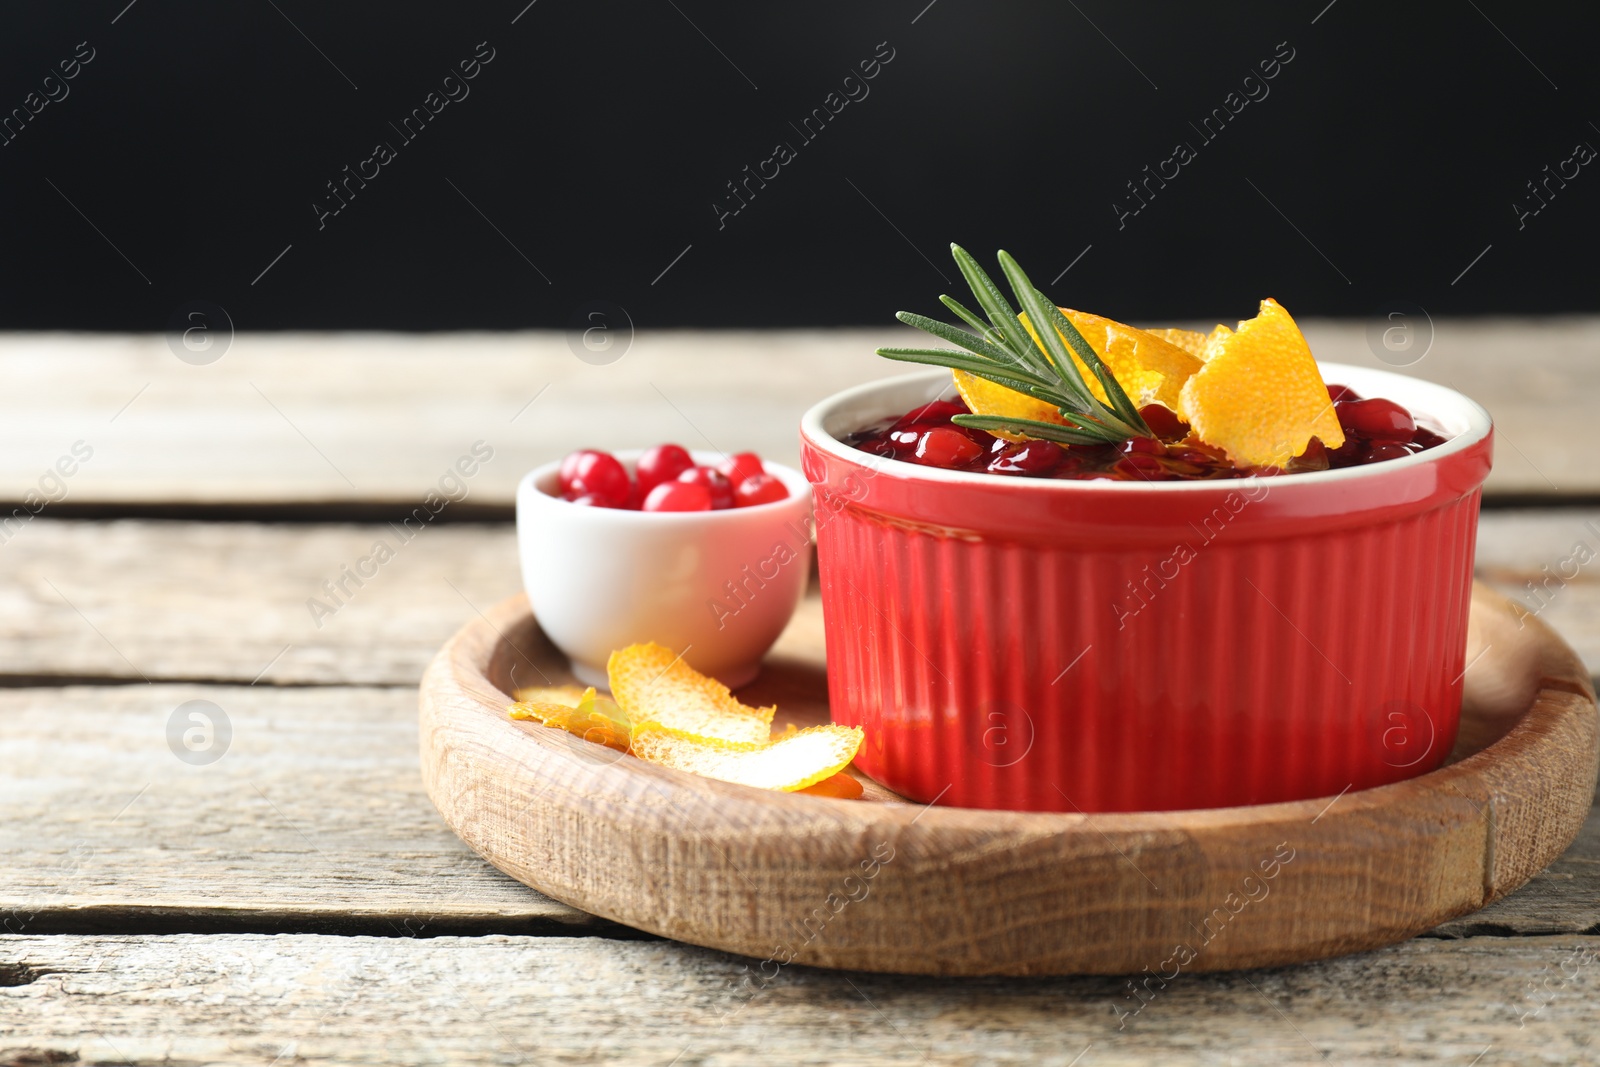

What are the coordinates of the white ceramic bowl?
(516, 450, 814, 688)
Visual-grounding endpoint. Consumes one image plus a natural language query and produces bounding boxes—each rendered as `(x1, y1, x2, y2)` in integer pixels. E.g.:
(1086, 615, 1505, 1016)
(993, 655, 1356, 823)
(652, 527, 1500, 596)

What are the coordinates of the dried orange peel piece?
(950, 368, 1067, 442)
(1145, 327, 1209, 358)
(607, 642, 774, 747)
(1177, 299, 1344, 468)
(1200, 324, 1233, 362)
(508, 687, 631, 751)
(510, 645, 865, 795)
(798, 772, 865, 799)
(1057, 310, 1202, 412)
(629, 723, 864, 792)
(511, 683, 589, 706)
(958, 309, 1202, 436)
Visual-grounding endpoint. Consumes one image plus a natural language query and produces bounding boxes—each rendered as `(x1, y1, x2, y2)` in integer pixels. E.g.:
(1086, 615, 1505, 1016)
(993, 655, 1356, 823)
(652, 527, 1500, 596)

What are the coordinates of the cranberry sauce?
(844, 389, 1448, 481)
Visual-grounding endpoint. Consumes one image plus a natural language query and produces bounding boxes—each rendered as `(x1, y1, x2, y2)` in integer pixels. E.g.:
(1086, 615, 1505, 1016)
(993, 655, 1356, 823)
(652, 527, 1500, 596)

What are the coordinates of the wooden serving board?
(419, 583, 1598, 976)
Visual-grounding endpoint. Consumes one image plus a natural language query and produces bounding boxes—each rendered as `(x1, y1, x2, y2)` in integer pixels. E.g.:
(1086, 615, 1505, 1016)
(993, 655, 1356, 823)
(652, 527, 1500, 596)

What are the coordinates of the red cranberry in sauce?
(1326, 436, 1366, 467)
(1361, 443, 1413, 464)
(892, 400, 966, 430)
(887, 429, 923, 453)
(844, 391, 1442, 480)
(1336, 398, 1415, 443)
(1138, 404, 1189, 441)
(1411, 427, 1448, 450)
(1288, 437, 1331, 473)
(988, 440, 1064, 475)
(915, 427, 983, 467)
(1113, 452, 1165, 478)
(1121, 435, 1166, 457)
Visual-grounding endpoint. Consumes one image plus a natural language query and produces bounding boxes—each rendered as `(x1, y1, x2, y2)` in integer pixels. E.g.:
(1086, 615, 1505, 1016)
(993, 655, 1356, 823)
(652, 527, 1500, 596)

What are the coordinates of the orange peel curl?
(629, 723, 864, 793)
(1176, 298, 1344, 468)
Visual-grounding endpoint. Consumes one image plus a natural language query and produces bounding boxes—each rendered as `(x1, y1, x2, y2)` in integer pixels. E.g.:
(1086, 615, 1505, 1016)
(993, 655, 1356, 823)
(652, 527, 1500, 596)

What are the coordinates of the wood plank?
(0, 519, 524, 686)
(0, 684, 611, 936)
(3, 933, 1599, 1065)
(0, 518, 830, 687)
(1, 516, 1596, 940)
(0, 686, 1593, 943)
(0, 320, 1595, 507)
(4, 510, 1599, 687)
(418, 582, 1598, 975)
(1474, 508, 1600, 674)
(1433, 796, 1600, 937)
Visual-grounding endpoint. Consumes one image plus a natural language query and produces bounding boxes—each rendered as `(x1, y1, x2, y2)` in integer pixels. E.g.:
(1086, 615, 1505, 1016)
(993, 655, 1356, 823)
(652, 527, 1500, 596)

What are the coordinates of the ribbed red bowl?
(799, 365, 1494, 813)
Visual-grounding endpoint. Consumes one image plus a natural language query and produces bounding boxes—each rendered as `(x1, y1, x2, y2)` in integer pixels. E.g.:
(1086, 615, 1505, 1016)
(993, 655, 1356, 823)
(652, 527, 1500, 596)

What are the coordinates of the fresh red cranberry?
(636, 444, 694, 494)
(717, 451, 765, 486)
(1361, 443, 1413, 464)
(734, 473, 789, 506)
(891, 399, 966, 430)
(1326, 383, 1361, 403)
(565, 492, 621, 508)
(914, 427, 983, 468)
(564, 450, 630, 506)
(1337, 398, 1415, 443)
(988, 440, 1064, 475)
(560, 449, 615, 494)
(677, 466, 735, 509)
(559, 450, 588, 492)
(643, 480, 712, 511)
(1138, 405, 1190, 441)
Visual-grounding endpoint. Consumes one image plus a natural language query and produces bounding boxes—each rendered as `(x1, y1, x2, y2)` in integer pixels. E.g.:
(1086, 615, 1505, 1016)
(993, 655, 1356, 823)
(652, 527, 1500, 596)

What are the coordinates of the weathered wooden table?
(3, 325, 1598, 1065)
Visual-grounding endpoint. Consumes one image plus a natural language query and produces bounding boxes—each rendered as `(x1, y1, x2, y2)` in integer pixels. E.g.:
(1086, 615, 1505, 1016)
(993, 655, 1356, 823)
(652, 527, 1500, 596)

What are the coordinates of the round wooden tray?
(419, 583, 1597, 976)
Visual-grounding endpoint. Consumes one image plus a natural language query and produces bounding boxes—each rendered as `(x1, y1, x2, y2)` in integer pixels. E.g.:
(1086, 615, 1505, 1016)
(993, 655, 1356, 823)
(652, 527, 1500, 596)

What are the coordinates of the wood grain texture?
(0, 519, 523, 686)
(1474, 508, 1600, 675)
(419, 585, 1598, 976)
(0, 676, 1591, 942)
(1, 519, 1595, 944)
(0, 320, 1595, 506)
(4, 510, 1598, 688)
(0, 684, 606, 936)
(4, 933, 1600, 1066)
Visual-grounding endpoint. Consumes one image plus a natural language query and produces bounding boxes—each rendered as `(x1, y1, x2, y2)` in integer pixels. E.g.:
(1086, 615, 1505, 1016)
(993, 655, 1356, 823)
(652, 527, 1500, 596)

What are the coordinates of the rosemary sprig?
(877, 245, 1151, 444)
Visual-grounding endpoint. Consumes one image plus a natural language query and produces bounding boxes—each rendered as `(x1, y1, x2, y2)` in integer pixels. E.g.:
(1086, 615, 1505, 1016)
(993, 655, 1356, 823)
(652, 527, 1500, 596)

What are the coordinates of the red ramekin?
(799, 365, 1494, 813)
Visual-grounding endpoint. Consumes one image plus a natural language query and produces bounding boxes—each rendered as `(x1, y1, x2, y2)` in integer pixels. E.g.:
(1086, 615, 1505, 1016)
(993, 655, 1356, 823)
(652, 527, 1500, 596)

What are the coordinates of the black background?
(1, 1, 1594, 331)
